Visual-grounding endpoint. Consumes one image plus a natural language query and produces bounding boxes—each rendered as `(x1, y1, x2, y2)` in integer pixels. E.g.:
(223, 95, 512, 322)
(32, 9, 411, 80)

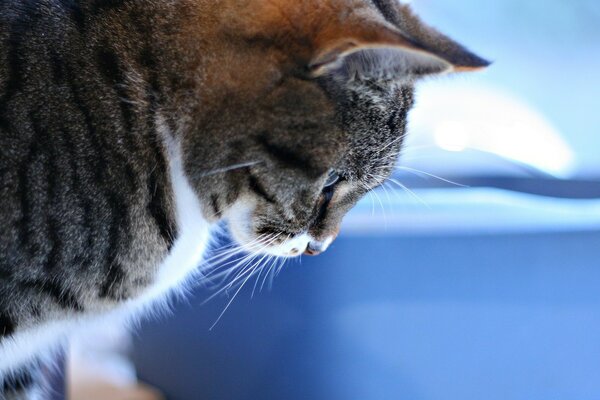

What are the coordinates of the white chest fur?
(138, 137, 211, 304)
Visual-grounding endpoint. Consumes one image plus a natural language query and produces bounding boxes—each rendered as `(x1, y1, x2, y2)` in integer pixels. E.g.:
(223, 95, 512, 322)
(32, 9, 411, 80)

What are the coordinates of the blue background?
(411, 0, 600, 177)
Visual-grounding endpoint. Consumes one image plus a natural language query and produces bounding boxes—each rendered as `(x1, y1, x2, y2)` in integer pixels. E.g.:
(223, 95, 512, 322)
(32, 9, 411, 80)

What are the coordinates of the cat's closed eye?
(324, 170, 341, 189)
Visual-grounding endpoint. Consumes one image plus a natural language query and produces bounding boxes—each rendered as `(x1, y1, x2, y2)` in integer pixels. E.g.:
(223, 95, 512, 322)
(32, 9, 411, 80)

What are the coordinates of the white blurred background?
(403, 0, 599, 180)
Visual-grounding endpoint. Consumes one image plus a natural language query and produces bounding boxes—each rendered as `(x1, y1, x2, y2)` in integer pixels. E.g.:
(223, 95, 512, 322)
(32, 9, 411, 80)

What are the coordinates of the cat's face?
(181, 0, 488, 257)
(222, 79, 414, 258)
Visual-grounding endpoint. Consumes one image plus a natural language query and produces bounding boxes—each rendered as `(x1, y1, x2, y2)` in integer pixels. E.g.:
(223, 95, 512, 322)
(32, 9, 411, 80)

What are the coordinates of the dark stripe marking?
(96, 47, 135, 132)
(99, 262, 126, 300)
(90, 0, 127, 17)
(147, 166, 176, 250)
(0, 1, 38, 133)
(2, 368, 34, 393)
(16, 119, 42, 254)
(19, 280, 83, 311)
(99, 190, 129, 300)
(64, 66, 120, 277)
(257, 136, 323, 178)
(2, 4, 33, 102)
(95, 47, 141, 189)
(50, 50, 67, 84)
(138, 46, 162, 97)
(30, 113, 64, 272)
(65, 64, 135, 284)
(145, 89, 176, 249)
(61, 127, 94, 269)
(65, 67, 110, 188)
(0, 314, 16, 338)
(248, 173, 276, 204)
(57, 0, 87, 31)
(210, 194, 222, 218)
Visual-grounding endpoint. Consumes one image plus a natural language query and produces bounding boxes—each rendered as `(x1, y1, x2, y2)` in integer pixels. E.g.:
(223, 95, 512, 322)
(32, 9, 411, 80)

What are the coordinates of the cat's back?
(0, 0, 87, 247)
(0, 0, 85, 149)
(0, 0, 179, 325)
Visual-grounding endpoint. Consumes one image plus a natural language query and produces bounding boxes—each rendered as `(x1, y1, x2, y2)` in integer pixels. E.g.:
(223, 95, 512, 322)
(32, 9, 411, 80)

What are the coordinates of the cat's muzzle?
(304, 236, 335, 256)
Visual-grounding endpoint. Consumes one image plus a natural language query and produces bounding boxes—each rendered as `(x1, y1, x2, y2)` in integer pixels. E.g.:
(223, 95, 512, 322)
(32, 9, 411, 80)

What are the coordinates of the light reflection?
(408, 82, 577, 178)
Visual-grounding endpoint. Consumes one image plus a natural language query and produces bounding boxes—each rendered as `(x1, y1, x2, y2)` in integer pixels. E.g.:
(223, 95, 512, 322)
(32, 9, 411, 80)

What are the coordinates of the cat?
(0, 0, 488, 398)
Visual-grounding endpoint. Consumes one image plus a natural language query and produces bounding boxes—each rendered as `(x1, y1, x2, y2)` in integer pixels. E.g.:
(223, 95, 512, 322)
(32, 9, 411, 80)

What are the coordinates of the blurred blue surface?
(133, 189, 600, 400)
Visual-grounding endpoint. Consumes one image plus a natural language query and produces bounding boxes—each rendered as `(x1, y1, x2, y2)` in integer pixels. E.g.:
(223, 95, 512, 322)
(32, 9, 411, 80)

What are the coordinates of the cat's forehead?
(230, 0, 397, 63)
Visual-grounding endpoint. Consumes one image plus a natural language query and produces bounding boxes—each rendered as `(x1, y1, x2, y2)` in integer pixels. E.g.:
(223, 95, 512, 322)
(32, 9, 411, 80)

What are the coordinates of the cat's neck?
(107, 0, 228, 137)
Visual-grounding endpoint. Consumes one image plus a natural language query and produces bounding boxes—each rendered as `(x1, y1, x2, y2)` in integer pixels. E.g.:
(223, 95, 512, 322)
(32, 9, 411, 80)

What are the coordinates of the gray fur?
(1, 363, 45, 400)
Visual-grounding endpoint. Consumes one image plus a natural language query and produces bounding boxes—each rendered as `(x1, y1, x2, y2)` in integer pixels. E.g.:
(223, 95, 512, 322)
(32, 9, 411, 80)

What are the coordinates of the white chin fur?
(223, 199, 256, 248)
(225, 201, 312, 258)
(264, 233, 311, 258)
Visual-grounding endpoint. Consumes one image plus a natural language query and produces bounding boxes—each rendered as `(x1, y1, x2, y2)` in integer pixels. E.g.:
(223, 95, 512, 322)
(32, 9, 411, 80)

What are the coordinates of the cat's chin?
(261, 233, 312, 258)
(224, 202, 304, 258)
(229, 226, 311, 258)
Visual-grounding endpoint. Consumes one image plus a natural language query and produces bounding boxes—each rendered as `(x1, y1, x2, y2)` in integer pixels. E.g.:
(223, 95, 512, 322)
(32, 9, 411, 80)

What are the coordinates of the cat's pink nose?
(304, 246, 322, 256)
(304, 236, 335, 256)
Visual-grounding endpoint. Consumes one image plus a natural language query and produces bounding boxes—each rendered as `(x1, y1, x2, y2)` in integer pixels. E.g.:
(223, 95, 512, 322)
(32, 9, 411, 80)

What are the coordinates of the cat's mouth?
(262, 232, 312, 257)
(261, 233, 336, 257)
(223, 200, 335, 258)
(226, 220, 334, 258)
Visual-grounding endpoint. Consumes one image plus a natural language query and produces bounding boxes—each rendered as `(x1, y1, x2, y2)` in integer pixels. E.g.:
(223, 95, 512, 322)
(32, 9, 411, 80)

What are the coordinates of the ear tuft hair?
(310, 1, 490, 80)
(314, 45, 454, 81)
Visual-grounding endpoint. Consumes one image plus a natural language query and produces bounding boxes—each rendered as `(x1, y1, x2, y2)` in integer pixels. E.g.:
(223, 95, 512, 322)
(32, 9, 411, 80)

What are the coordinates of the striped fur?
(1, 363, 45, 400)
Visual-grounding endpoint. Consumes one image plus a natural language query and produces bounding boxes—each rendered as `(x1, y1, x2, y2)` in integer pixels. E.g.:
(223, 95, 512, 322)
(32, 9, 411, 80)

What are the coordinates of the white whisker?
(209, 235, 280, 284)
(209, 262, 260, 330)
(386, 177, 430, 208)
(199, 161, 263, 177)
(396, 166, 468, 188)
(252, 255, 274, 298)
(202, 234, 280, 288)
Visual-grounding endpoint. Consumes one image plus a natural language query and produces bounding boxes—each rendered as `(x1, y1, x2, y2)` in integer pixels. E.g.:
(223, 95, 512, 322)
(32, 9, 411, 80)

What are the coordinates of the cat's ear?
(310, 6, 489, 80)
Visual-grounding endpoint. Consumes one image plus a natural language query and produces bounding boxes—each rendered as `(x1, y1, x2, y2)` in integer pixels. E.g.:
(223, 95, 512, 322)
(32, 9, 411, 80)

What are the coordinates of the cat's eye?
(324, 171, 340, 189)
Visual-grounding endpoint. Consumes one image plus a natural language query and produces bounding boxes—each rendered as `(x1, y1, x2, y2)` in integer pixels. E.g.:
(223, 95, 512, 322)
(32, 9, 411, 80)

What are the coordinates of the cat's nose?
(304, 236, 334, 256)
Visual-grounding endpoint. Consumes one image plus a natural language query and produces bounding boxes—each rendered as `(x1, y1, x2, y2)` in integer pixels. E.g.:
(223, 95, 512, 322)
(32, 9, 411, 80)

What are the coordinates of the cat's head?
(180, 0, 488, 257)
